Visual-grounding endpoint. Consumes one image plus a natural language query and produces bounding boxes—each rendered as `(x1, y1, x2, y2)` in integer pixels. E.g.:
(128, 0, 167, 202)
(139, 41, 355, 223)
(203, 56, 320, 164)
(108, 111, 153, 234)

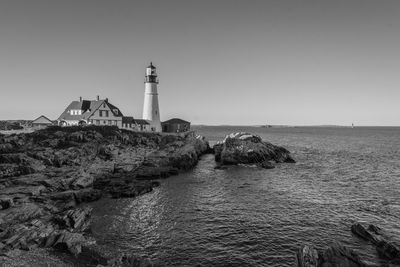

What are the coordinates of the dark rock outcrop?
(214, 132, 295, 168)
(296, 243, 369, 267)
(351, 223, 400, 263)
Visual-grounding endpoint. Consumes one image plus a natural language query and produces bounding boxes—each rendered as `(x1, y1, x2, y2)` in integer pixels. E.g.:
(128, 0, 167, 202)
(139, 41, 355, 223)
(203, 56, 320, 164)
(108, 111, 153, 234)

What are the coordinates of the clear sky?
(0, 0, 399, 126)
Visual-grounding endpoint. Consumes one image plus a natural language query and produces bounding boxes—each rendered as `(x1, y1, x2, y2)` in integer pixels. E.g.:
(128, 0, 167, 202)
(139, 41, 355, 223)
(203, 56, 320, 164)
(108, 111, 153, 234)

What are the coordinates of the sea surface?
(89, 126, 400, 266)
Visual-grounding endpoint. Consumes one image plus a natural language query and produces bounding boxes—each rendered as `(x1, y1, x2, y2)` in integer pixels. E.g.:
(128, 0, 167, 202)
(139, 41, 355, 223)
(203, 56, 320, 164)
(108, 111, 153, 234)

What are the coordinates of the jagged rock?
(0, 203, 44, 226)
(320, 244, 368, 267)
(296, 245, 319, 267)
(296, 243, 369, 267)
(213, 132, 295, 167)
(52, 231, 86, 256)
(1, 219, 57, 251)
(72, 173, 95, 189)
(40, 177, 75, 191)
(55, 207, 92, 232)
(0, 185, 46, 197)
(351, 223, 400, 263)
(49, 189, 102, 208)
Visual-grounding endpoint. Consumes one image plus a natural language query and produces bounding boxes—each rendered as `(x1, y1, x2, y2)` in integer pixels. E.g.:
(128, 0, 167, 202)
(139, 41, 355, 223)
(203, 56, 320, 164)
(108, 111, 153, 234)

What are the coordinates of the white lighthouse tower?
(142, 62, 162, 132)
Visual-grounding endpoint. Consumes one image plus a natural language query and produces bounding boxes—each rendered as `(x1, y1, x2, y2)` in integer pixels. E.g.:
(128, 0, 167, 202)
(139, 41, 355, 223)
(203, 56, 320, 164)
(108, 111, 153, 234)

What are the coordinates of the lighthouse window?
(155, 110, 158, 115)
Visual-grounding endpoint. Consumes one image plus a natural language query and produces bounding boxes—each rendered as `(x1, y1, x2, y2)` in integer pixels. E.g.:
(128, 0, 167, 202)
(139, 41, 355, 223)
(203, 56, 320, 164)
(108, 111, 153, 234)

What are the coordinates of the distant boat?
(352, 123, 354, 128)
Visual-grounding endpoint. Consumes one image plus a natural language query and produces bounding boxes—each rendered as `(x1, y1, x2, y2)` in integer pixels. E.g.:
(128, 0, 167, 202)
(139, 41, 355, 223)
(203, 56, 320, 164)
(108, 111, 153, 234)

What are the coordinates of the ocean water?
(89, 126, 400, 266)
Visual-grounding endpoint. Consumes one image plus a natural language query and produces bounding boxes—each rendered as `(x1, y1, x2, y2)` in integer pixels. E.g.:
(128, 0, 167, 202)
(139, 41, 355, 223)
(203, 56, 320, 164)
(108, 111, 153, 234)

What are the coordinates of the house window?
(105, 111, 109, 117)
(108, 120, 112, 125)
(96, 120, 100, 125)
(99, 111, 102, 117)
(114, 120, 117, 125)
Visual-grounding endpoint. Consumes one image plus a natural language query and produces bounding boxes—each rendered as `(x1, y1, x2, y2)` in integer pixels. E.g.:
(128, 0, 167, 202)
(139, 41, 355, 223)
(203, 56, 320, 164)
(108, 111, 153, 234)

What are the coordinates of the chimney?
(105, 98, 108, 103)
(96, 95, 100, 101)
(79, 96, 82, 102)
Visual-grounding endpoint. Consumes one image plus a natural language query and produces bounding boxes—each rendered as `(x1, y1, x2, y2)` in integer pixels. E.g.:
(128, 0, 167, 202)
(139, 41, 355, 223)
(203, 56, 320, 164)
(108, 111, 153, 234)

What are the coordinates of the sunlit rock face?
(213, 132, 295, 168)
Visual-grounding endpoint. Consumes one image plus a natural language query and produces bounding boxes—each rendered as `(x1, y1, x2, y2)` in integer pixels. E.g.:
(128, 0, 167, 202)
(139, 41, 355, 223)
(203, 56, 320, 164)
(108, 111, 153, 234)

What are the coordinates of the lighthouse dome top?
(147, 62, 156, 69)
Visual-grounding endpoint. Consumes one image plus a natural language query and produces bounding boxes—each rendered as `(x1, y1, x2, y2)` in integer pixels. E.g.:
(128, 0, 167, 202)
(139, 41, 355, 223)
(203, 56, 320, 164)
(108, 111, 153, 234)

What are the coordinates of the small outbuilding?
(162, 118, 190, 133)
(122, 116, 136, 130)
(32, 115, 53, 128)
(135, 119, 151, 131)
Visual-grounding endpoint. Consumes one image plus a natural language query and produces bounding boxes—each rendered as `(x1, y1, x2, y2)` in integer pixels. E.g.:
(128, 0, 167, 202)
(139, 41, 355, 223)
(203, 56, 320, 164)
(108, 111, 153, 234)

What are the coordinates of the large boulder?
(351, 223, 400, 263)
(214, 132, 295, 167)
(296, 243, 369, 267)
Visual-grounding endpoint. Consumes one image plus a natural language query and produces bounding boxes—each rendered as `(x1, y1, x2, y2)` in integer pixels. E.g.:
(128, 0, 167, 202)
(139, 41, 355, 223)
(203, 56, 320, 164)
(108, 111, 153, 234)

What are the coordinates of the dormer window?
(113, 109, 119, 115)
(69, 110, 82, 115)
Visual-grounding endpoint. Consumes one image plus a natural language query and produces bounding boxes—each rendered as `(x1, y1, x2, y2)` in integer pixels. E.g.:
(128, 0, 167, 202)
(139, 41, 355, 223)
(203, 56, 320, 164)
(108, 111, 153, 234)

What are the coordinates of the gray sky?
(0, 0, 399, 125)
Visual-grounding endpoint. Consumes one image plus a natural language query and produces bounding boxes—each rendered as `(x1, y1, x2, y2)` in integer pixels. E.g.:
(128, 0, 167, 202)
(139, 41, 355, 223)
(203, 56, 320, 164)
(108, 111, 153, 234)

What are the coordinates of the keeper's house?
(57, 96, 135, 131)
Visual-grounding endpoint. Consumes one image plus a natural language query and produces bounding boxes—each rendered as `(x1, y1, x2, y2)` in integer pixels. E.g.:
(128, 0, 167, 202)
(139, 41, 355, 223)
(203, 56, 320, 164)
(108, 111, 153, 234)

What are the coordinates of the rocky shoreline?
(3, 128, 396, 266)
(0, 126, 210, 266)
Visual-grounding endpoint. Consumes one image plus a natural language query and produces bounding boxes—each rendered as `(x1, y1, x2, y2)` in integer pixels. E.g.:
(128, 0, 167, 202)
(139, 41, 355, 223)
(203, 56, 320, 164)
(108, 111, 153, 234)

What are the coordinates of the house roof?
(57, 99, 123, 121)
(122, 116, 135, 124)
(107, 101, 123, 117)
(147, 62, 156, 69)
(135, 119, 150, 125)
(162, 118, 190, 124)
(32, 115, 53, 124)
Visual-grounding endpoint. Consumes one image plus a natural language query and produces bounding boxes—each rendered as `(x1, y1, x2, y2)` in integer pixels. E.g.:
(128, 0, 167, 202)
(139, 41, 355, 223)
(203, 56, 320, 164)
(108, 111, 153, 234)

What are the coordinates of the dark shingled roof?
(162, 118, 190, 124)
(135, 119, 150, 125)
(58, 99, 123, 121)
(122, 116, 135, 124)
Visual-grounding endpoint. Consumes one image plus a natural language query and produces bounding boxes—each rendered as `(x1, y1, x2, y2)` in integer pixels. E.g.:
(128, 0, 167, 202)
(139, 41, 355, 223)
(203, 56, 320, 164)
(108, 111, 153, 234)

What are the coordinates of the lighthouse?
(142, 62, 162, 132)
